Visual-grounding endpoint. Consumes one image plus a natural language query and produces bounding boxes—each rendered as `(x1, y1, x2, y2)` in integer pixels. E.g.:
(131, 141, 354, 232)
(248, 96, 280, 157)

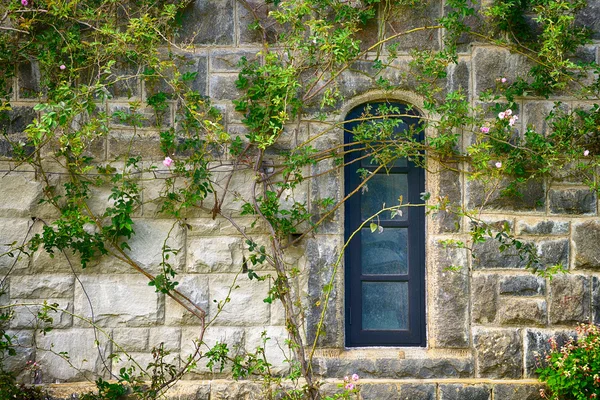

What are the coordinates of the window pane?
(361, 228, 408, 275)
(361, 174, 408, 220)
(362, 282, 408, 330)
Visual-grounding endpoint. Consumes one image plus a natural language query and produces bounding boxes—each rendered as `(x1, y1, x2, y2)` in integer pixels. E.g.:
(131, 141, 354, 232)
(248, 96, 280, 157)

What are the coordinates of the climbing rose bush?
(538, 323, 600, 400)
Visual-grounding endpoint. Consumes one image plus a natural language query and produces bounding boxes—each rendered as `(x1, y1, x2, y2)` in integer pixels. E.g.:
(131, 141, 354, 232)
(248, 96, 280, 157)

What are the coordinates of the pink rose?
(59, 65, 66, 70)
(345, 383, 355, 390)
(584, 150, 590, 156)
(498, 112, 506, 119)
(352, 373, 359, 381)
(480, 126, 490, 134)
(21, 0, 28, 6)
(495, 162, 502, 168)
(501, 77, 507, 83)
(163, 156, 174, 167)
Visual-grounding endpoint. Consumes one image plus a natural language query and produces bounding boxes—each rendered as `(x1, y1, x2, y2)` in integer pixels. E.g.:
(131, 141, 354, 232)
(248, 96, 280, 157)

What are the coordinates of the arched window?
(344, 101, 425, 346)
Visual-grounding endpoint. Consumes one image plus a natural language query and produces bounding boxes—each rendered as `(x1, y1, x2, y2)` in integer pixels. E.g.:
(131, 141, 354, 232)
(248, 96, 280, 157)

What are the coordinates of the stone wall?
(2, 1, 600, 399)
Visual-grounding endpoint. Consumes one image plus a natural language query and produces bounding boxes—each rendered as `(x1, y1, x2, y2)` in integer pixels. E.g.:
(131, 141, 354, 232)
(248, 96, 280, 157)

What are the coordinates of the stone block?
(149, 327, 181, 352)
(309, 159, 342, 234)
(574, 220, 600, 269)
(549, 188, 596, 215)
(0, 106, 36, 135)
(434, 165, 462, 233)
(35, 328, 112, 382)
(164, 274, 209, 326)
(209, 74, 242, 101)
(577, 0, 600, 40)
(210, 50, 260, 72)
(522, 101, 567, 136)
(497, 297, 547, 326)
(549, 274, 590, 325)
(107, 129, 165, 160)
(178, 0, 234, 45)
(3, 329, 34, 376)
(108, 103, 171, 129)
(106, 61, 142, 99)
(181, 326, 245, 374)
(0, 218, 36, 275)
(398, 384, 437, 400)
(430, 243, 469, 347)
(474, 328, 523, 378)
(439, 384, 491, 400)
(187, 236, 244, 273)
(245, 326, 290, 373)
(125, 219, 185, 275)
(112, 328, 149, 352)
(472, 274, 498, 324)
(473, 46, 532, 95)
(593, 277, 600, 324)
(499, 275, 545, 296)
(493, 383, 545, 400)
(144, 52, 208, 97)
(18, 61, 41, 98)
(163, 381, 211, 400)
(472, 238, 526, 270)
(516, 220, 569, 235)
(305, 237, 342, 348)
(10, 298, 73, 329)
(208, 274, 270, 326)
(238, 0, 283, 44)
(466, 177, 545, 211)
(210, 381, 264, 400)
(360, 383, 400, 400)
(73, 275, 164, 327)
(385, 1, 441, 52)
(0, 174, 43, 217)
(524, 329, 575, 377)
(9, 275, 74, 299)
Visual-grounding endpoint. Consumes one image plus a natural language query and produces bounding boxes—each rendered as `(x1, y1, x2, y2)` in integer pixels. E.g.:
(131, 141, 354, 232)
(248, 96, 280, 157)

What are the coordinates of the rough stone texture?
(211, 50, 260, 72)
(430, 242, 469, 348)
(238, 0, 283, 44)
(0, 218, 38, 275)
(149, 327, 181, 352)
(573, 220, 600, 269)
(210, 381, 264, 400)
(188, 236, 244, 273)
(466, 178, 545, 211)
(73, 275, 164, 327)
(3, 329, 35, 377)
(472, 274, 498, 324)
(593, 276, 600, 324)
(10, 298, 73, 329)
(439, 384, 490, 400)
(398, 384, 437, 400)
(359, 383, 400, 400)
(499, 275, 546, 296)
(549, 188, 596, 215)
(0, 174, 43, 217)
(18, 61, 41, 98)
(181, 327, 245, 375)
(209, 74, 243, 101)
(474, 329, 523, 378)
(245, 326, 290, 373)
(385, 1, 441, 52)
(164, 274, 209, 325)
(9, 275, 74, 299)
(492, 384, 544, 400)
(473, 46, 532, 94)
(313, 357, 474, 379)
(524, 329, 576, 377)
(112, 328, 150, 352)
(549, 274, 590, 325)
(435, 166, 462, 233)
(516, 220, 569, 235)
(497, 297, 547, 326)
(472, 238, 526, 269)
(35, 329, 112, 382)
(208, 274, 270, 326)
(179, 0, 234, 45)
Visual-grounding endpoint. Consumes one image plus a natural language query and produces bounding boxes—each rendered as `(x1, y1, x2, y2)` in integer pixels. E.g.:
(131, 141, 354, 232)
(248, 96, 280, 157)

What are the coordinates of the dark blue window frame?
(344, 101, 426, 347)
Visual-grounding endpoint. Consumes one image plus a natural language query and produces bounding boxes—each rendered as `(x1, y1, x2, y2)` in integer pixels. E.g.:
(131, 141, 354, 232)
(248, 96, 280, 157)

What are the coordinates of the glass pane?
(362, 282, 408, 330)
(361, 228, 408, 275)
(361, 151, 407, 168)
(361, 174, 408, 220)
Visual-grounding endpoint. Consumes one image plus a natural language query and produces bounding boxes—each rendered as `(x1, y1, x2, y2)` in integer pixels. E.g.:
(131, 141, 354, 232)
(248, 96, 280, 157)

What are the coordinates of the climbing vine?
(0, 0, 599, 398)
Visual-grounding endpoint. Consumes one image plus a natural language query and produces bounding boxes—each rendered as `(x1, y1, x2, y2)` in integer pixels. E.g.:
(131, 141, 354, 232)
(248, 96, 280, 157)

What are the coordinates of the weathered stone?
(181, 326, 245, 375)
(309, 159, 342, 234)
(439, 384, 490, 400)
(10, 298, 73, 329)
(245, 326, 289, 373)
(3, 329, 35, 377)
(149, 327, 181, 352)
(210, 381, 264, 400)
(430, 242, 469, 348)
(112, 328, 149, 352)
(537, 239, 569, 268)
(549, 274, 590, 324)
(18, 61, 41, 98)
(108, 103, 172, 129)
(466, 177, 545, 211)
(472, 274, 498, 324)
(313, 356, 474, 379)
(577, 0, 600, 39)
(516, 220, 569, 235)
(499, 275, 546, 296)
(549, 188, 596, 215)
(593, 277, 600, 324)
(73, 275, 164, 327)
(359, 383, 399, 400)
(210, 50, 260, 72)
(497, 298, 547, 326)
(0, 106, 36, 135)
(179, 0, 234, 45)
(305, 237, 342, 348)
(493, 383, 545, 400)
(164, 381, 211, 400)
(187, 236, 244, 273)
(472, 238, 526, 269)
(398, 384, 437, 400)
(209, 74, 242, 101)
(473, 47, 532, 94)
(435, 166, 461, 233)
(208, 274, 270, 326)
(126, 219, 185, 275)
(144, 53, 208, 97)
(385, 1, 441, 52)
(474, 329, 523, 378)
(107, 129, 165, 159)
(522, 101, 567, 136)
(0, 174, 43, 217)
(35, 329, 112, 382)
(164, 274, 209, 326)
(574, 220, 600, 269)
(524, 329, 576, 377)
(238, 0, 283, 44)
(9, 275, 74, 299)
(106, 61, 141, 98)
